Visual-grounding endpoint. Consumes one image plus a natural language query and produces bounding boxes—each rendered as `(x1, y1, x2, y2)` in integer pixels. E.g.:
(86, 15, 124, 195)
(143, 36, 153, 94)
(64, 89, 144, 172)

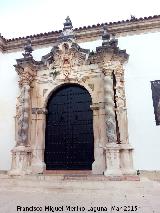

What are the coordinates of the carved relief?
(88, 84, 94, 91)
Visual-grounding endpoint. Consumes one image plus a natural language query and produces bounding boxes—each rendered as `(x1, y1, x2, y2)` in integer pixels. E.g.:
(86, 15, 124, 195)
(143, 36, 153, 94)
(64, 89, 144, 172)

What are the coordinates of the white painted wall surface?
(0, 51, 20, 170)
(119, 33, 160, 170)
(0, 33, 160, 171)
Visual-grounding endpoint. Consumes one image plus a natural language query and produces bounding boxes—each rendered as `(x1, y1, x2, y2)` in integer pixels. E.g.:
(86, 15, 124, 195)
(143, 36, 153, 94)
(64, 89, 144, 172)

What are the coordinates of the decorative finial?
(59, 16, 75, 42)
(130, 15, 136, 20)
(102, 25, 110, 45)
(63, 16, 73, 30)
(22, 38, 33, 58)
(109, 33, 118, 47)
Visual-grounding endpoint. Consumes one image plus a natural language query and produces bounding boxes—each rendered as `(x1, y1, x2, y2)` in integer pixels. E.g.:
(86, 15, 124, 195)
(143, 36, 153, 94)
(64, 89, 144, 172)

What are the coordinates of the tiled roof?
(5, 15, 160, 42)
(0, 15, 160, 52)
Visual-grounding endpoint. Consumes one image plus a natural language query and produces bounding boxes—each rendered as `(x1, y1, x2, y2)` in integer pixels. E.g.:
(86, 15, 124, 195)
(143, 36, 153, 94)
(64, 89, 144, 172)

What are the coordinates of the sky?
(0, 0, 160, 38)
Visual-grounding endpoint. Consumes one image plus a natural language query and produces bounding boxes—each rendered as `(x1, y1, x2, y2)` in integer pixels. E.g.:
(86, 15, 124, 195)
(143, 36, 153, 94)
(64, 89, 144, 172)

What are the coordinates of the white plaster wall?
(0, 51, 20, 170)
(118, 33, 160, 170)
(1, 33, 160, 171)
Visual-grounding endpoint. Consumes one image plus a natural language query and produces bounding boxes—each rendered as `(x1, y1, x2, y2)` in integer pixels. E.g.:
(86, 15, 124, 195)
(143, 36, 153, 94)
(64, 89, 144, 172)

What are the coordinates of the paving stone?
(0, 176, 160, 213)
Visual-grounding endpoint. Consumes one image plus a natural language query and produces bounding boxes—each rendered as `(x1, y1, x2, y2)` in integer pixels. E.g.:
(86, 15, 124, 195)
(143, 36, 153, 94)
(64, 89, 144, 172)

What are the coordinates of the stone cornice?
(0, 35, 6, 51)
(1, 15, 160, 53)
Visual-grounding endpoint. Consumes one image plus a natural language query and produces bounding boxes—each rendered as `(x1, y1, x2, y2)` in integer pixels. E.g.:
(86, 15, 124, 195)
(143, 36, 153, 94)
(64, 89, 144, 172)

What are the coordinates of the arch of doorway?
(44, 84, 94, 170)
(31, 81, 106, 175)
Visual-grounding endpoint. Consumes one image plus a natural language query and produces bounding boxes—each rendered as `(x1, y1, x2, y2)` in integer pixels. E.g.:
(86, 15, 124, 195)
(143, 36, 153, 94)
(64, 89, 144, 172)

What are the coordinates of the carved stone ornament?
(42, 41, 89, 72)
(14, 58, 37, 87)
(9, 17, 136, 178)
(42, 17, 90, 79)
(22, 38, 33, 59)
(32, 108, 47, 114)
(88, 27, 129, 67)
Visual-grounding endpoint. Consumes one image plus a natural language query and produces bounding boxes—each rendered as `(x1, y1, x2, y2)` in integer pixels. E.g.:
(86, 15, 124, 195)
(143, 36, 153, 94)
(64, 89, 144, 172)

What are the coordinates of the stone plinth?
(8, 145, 32, 176)
(104, 143, 122, 176)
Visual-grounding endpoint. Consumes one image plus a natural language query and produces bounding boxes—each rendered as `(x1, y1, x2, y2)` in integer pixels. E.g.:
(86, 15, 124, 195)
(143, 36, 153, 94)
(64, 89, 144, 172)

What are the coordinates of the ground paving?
(0, 175, 159, 213)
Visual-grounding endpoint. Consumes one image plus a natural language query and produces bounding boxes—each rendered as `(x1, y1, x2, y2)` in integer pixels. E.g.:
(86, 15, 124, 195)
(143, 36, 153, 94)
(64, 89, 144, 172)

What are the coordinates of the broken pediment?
(14, 17, 129, 85)
(42, 41, 90, 70)
(41, 16, 90, 71)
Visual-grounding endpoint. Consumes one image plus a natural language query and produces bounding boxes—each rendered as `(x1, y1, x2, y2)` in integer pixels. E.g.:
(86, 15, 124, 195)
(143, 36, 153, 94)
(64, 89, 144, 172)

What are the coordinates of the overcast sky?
(0, 0, 160, 38)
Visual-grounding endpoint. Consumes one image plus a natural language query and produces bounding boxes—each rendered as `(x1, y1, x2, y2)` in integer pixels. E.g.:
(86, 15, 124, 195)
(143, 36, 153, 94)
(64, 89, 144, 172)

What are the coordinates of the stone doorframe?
(9, 17, 136, 177)
(30, 81, 106, 175)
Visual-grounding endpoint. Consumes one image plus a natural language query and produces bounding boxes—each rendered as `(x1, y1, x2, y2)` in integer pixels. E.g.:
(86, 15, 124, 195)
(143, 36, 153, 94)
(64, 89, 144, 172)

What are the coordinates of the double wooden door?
(44, 84, 94, 170)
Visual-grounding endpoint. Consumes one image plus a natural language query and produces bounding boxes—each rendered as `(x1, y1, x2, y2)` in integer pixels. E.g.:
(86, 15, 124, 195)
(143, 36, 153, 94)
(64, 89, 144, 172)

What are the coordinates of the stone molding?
(1, 15, 160, 52)
(32, 108, 47, 114)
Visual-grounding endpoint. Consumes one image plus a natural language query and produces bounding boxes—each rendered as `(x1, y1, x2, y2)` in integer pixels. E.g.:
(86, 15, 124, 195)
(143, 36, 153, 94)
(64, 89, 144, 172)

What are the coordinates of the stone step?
(0, 173, 140, 193)
(0, 173, 139, 181)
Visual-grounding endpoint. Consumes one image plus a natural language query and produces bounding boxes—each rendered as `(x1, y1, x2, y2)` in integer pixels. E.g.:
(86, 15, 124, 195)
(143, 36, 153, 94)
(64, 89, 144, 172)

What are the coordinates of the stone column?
(9, 66, 36, 176)
(31, 108, 46, 174)
(91, 103, 106, 174)
(103, 69, 122, 176)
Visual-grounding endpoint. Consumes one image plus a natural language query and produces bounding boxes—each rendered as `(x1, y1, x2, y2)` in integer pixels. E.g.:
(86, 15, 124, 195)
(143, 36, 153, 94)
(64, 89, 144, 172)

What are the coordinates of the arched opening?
(44, 84, 94, 170)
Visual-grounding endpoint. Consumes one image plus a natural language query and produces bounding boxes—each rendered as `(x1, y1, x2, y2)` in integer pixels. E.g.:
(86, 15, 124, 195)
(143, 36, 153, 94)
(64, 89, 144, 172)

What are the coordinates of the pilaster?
(114, 64, 128, 144)
(31, 108, 47, 174)
(90, 103, 106, 174)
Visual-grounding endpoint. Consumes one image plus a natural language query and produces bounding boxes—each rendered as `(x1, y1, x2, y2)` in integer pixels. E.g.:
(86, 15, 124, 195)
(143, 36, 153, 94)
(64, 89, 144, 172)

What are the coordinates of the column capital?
(102, 68, 112, 76)
(102, 61, 124, 77)
(32, 107, 48, 115)
(114, 64, 124, 78)
(15, 63, 36, 87)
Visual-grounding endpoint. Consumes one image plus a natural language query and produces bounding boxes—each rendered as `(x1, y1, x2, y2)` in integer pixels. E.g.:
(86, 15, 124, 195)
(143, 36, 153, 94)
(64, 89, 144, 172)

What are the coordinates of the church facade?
(0, 15, 160, 177)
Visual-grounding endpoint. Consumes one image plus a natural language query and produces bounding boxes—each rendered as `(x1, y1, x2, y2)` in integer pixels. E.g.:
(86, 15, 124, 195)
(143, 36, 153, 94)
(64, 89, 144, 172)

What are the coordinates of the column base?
(119, 144, 136, 175)
(8, 145, 32, 176)
(121, 169, 137, 175)
(92, 159, 105, 175)
(31, 162, 46, 174)
(104, 169, 122, 177)
(104, 143, 122, 176)
(92, 147, 105, 174)
(31, 148, 46, 174)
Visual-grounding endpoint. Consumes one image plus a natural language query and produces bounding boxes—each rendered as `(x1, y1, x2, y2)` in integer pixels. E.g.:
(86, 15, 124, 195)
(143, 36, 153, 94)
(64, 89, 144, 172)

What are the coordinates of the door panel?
(44, 84, 94, 170)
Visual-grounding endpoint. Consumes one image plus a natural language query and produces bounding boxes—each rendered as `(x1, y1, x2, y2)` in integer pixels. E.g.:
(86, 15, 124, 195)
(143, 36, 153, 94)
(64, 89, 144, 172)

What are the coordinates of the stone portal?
(9, 17, 136, 177)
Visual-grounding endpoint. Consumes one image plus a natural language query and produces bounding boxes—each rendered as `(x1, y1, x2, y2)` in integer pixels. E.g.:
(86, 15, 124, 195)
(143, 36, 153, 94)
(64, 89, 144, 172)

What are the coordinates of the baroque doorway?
(44, 84, 94, 170)
(10, 17, 136, 177)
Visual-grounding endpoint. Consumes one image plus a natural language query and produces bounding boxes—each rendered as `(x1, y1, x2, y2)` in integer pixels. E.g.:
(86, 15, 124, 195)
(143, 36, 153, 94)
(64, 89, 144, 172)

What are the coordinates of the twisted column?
(16, 67, 35, 145)
(103, 69, 117, 143)
(17, 84, 30, 145)
(9, 66, 36, 175)
(103, 68, 122, 176)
